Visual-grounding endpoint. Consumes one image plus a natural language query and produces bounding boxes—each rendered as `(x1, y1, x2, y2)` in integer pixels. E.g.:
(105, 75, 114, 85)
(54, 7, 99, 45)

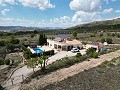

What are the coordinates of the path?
(48, 49, 86, 63)
(19, 50, 120, 90)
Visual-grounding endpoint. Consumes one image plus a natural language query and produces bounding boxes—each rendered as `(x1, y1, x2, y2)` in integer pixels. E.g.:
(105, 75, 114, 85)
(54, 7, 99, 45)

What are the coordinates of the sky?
(0, 0, 120, 27)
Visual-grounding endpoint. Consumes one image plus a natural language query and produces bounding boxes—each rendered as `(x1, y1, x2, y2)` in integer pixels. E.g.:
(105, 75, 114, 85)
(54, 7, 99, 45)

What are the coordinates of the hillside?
(0, 26, 64, 32)
(0, 26, 39, 32)
(41, 57, 120, 90)
(69, 18, 120, 31)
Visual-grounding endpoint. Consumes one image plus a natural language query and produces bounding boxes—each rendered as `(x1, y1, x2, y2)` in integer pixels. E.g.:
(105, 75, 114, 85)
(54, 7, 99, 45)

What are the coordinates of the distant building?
(85, 42, 104, 52)
(103, 42, 108, 46)
(47, 34, 83, 51)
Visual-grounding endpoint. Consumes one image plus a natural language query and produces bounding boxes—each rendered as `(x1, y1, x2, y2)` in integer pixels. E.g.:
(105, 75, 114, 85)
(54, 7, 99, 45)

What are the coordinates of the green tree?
(0, 47, 7, 65)
(4, 59, 10, 65)
(7, 35, 14, 43)
(72, 31, 77, 39)
(100, 33, 103, 37)
(39, 33, 47, 46)
(38, 58, 43, 68)
(86, 48, 96, 55)
(92, 52, 99, 58)
(100, 38, 106, 43)
(0, 40, 5, 46)
(76, 53, 82, 58)
(27, 58, 38, 73)
(40, 55, 48, 70)
(0, 84, 4, 90)
(12, 39, 20, 44)
(6, 43, 15, 52)
(106, 38, 112, 44)
(30, 33, 35, 38)
(23, 49, 32, 59)
(112, 33, 115, 37)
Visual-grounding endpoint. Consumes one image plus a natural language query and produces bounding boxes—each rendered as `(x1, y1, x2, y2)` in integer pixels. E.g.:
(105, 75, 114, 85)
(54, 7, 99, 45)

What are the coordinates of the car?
(71, 48, 79, 53)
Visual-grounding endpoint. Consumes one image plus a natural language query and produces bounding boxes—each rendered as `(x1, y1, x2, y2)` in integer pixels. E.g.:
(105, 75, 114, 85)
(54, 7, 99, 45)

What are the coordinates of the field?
(41, 57, 120, 90)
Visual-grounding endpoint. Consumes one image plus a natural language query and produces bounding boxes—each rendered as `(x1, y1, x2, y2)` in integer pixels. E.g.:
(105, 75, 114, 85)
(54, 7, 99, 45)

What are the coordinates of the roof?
(53, 37, 61, 42)
(57, 34, 70, 38)
(88, 43, 104, 47)
(48, 39, 82, 46)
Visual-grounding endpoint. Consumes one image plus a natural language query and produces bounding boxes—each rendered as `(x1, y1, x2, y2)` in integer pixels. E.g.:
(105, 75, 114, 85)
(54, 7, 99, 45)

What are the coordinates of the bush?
(86, 48, 99, 58)
(76, 53, 82, 58)
(106, 38, 112, 44)
(92, 52, 99, 58)
(43, 50, 54, 56)
(98, 61, 115, 68)
(30, 55, 87, 79)
(0, 59, 4, 65)
(86, 48, 96, 55)
(4, 59, 10, 65)
(0, 84, 4, 90)
(44, 55, 86, 74)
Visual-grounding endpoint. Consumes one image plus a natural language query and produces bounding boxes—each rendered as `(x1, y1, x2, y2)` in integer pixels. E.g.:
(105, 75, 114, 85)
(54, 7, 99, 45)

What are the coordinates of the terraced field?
(41, 57, 120, 90)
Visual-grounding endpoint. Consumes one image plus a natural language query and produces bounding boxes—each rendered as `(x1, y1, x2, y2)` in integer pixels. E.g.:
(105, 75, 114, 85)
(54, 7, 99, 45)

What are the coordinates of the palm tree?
(27, 58, 37, 73)
(40, 55, 48, 70)
(38, 58, 43, 68)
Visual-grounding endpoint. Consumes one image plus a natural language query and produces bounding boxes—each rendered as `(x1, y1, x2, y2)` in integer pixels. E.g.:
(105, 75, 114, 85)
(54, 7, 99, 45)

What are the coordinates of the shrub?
(86, 48, 96, 55)
(0, 84, 4, 90)
(106, 38, 112, 44)
(0, 59, 4, 65)
(98, 61, 115, 68)
(4, 59, 10, 65)
(92, 52, 99, 58)
(86, 48, 99, 58)
(76, 53, 82, 58)
(43, 50, 54, 56)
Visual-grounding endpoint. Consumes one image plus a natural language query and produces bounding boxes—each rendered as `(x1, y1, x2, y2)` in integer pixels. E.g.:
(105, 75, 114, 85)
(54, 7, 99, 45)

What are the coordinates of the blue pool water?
(33, 48, 44, 53)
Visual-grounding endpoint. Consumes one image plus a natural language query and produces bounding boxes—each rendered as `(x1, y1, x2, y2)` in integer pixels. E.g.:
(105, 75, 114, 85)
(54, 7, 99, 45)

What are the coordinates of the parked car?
(71, 48, 79, 53)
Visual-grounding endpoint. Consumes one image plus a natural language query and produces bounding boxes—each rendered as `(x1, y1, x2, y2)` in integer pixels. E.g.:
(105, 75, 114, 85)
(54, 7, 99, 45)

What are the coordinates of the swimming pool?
(33, 48, 44, 53)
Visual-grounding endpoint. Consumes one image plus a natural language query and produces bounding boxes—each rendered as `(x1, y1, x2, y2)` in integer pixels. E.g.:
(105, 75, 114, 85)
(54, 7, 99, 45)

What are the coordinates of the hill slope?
(69, 18, 120, 31)
(41, 57, 120, 90)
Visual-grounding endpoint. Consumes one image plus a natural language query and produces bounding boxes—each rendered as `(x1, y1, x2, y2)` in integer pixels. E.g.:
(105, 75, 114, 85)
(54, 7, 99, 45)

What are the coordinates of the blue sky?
(0, 0, 120, 27)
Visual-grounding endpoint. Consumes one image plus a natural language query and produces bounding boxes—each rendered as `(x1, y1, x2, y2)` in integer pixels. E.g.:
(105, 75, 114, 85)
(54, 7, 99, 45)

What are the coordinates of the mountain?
(0, 26, 65, 32)
(0, 26, 40, 32)
(69, 18, 120, 31)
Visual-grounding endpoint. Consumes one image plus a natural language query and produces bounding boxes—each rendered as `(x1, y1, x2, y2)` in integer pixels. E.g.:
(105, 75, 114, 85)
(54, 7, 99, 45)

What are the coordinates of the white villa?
(47, 34, 83, 51)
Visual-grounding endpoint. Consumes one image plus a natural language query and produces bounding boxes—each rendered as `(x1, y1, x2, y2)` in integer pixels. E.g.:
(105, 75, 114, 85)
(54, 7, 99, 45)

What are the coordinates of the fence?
(3, 74, 26, 87)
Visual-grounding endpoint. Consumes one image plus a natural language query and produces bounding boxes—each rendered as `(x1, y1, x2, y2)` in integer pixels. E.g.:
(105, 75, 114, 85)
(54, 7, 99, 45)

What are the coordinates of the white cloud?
(0, 0, 15, 6)
(115, 10, 120, 13)
(104, 0, 117, 4)
(0, 16, 73, 27)
(103, 8, 113, 14)
(69, 0, 102, 24)
(69, 0, 100, 12)
(18, 0, 55, 10)
(1, 9, 10, 15)
(72, 11, 101, 23)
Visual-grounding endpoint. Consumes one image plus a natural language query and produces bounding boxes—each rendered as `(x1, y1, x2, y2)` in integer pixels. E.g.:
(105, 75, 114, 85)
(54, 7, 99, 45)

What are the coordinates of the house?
(47, 34, 83, 51)
(85, 42, 104, 52)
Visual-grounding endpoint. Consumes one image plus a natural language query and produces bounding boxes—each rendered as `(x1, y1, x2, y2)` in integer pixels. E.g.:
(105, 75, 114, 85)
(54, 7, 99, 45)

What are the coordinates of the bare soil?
(41, 60, 120, 90)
